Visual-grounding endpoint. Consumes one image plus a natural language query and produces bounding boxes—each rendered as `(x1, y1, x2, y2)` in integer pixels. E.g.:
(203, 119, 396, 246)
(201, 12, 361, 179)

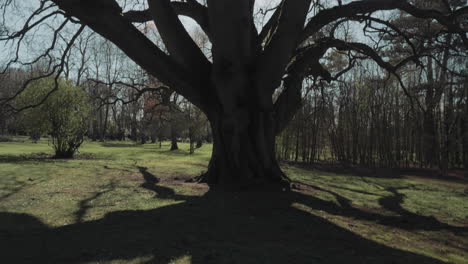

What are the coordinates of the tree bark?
(198, 109, 290, 190)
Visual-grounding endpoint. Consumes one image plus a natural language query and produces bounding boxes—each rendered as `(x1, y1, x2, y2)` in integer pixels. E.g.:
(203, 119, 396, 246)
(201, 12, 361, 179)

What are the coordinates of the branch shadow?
(377, 186, 465, 231)
(0, 176, 49, 202)
(291, 162, 468, 183)
(1, 190, 459, 263)
(0, 153, 98, 163)
(138, 166, 176, 198)
(0, 153, 52, 163)
(101, 143, 140, 148)
(74, 180, 118, 223)
(293, 182, 468, 233)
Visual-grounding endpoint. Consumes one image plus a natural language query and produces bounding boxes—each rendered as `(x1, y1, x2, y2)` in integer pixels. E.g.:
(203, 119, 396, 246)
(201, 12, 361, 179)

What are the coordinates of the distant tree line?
(277, 71, 467, 170)
(276, 4, 468, 171)
(0, 66, 211, 153)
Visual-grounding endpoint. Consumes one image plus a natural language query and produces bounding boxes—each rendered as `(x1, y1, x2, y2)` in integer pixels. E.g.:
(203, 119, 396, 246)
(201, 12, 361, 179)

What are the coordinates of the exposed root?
(188, 168, 292, 192)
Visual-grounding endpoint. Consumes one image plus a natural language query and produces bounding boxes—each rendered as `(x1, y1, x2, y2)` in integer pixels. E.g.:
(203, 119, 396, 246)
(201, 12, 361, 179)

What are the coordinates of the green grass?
(0, 138, 211, 225)
(0, 137, 467, 264)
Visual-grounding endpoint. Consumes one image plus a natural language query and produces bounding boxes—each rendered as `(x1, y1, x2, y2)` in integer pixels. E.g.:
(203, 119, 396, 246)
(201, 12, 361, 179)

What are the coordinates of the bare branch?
(2, 24, 86, 112)
(300, 0, 468, 46)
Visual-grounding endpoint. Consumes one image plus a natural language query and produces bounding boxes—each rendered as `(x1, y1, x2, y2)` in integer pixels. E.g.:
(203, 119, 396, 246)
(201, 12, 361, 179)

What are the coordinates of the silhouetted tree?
(1, 0, 466, 188)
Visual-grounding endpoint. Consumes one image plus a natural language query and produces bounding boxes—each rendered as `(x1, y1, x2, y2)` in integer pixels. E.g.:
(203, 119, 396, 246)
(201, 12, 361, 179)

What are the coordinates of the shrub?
(15, 78, 91, 158)
(0, 135, 14, 142)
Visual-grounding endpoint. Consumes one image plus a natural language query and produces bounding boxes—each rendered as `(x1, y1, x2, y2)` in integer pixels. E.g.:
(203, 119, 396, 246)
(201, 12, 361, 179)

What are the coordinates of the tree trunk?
(101, 103, 110, 142)
(189, 127, 195, 154)
(464, 80, 468, 169)
(170, 122, 178, 151)
(198, 110, 290, 190)
(423, 109, 438, 167)
(54, 150, 75, 159)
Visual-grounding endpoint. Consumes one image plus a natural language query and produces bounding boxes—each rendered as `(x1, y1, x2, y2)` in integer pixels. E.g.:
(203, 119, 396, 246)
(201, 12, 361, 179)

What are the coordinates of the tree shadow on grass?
(0, 153, 52, 163)
(138, 166, 176, 198)
(0, 181, 34, 201)
(0, 171, 464, 264)
(101, 143, 140, 148)
(376, 186, 466, 231)
(158, 148, 207, 157)
(293, 181, 468, 233)
(291, 162, 468, 183)
(0, 153, 98, 163)
(74, 180, 119, 223)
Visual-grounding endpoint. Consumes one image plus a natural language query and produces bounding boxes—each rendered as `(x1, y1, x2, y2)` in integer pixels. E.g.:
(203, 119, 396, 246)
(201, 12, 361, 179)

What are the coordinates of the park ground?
(0, 137, 467, 264)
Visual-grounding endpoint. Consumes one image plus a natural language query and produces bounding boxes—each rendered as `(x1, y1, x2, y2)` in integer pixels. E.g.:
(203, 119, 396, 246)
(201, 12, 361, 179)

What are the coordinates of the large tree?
(1, 0, 467, 189)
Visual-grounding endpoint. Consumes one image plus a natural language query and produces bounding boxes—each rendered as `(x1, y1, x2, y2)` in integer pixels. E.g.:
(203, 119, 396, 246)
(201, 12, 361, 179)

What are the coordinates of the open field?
(0, 138, 467, 264)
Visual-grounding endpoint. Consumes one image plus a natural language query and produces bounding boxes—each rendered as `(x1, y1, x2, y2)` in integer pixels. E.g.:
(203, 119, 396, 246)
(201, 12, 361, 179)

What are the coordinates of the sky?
(0, 0, 282, 66)
(0, 0, 383, 71)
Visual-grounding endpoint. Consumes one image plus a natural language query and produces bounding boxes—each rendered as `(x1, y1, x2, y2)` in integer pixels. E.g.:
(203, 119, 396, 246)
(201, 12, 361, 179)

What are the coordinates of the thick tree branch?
(258, 3, 281, 46)
(274, 75, 302, 135)
(254, 0, 311, 104)
(123, 1, 211, 40)
(273, 45, 329, 134)
(300, 0, 403, 43)
(287, 45, 330, 81)
(147, 0, 211, 80)
(52, 0, 205, 108)
(207, 0, 257, 113)
(320, 37, 424, 109)
(300, 0, 468, 46)
(397, 2, 468, 47)
(320, 38, 405, 73)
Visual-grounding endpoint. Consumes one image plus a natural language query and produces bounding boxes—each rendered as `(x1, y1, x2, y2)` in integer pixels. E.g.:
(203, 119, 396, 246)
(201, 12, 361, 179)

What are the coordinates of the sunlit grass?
(0, 137, 467, 263)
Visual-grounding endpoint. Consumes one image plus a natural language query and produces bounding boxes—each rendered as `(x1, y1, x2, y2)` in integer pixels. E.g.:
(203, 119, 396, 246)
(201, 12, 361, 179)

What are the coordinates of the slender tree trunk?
(464, 81, 468, 169)
(131, 111, 137, 141)
(189, 127, 195, 154)
(423, 109, 437, 167)
(101, 103, 110, 142)
(170, 121, 178, 151)
(294, 121, 300, 162)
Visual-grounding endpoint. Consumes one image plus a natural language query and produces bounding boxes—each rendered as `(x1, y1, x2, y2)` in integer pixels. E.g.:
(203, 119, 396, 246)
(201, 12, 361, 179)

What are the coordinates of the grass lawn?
(0, 137, 467, 264)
